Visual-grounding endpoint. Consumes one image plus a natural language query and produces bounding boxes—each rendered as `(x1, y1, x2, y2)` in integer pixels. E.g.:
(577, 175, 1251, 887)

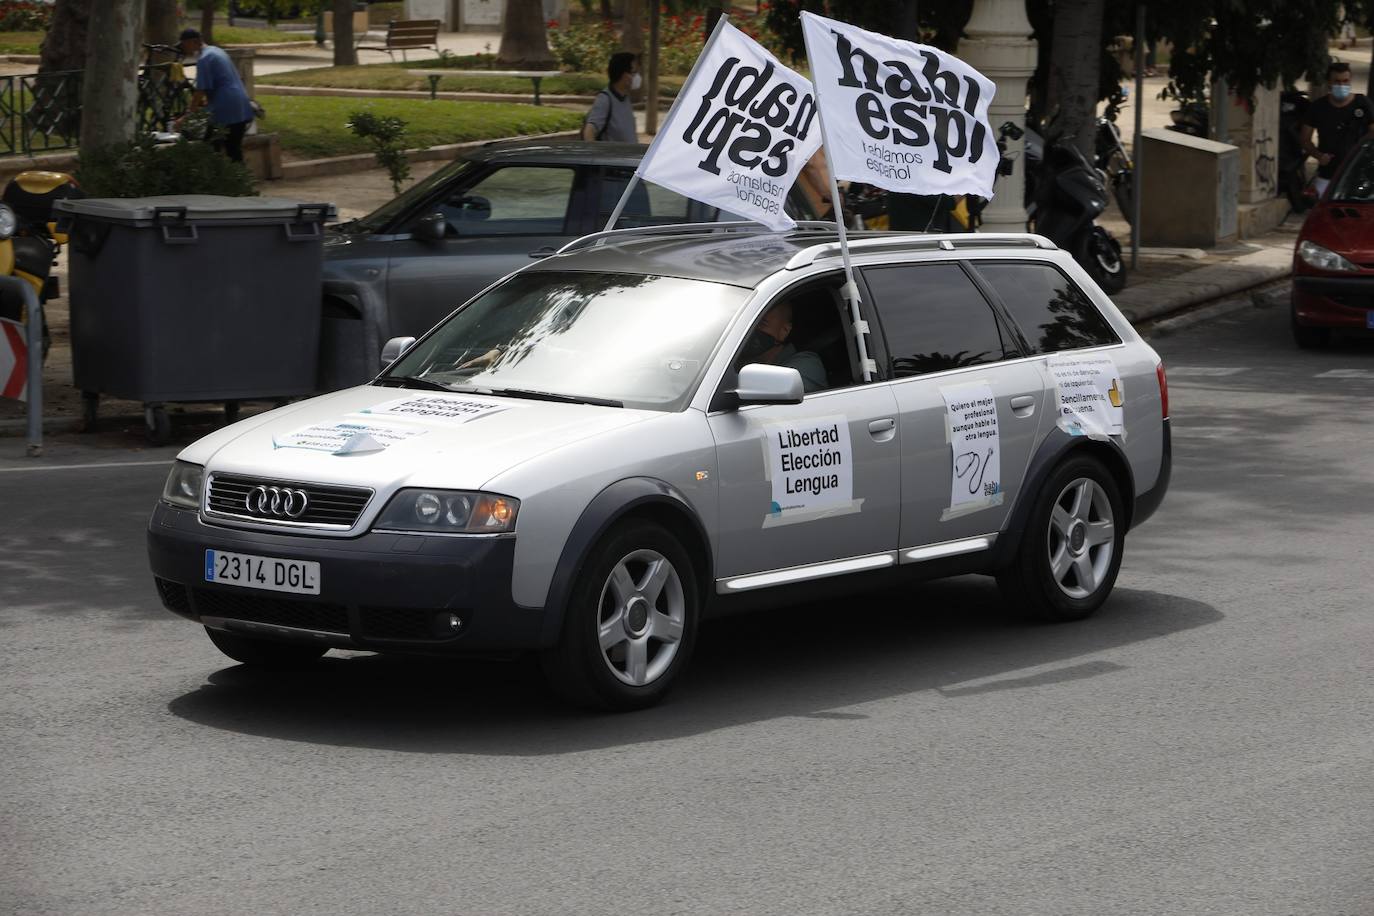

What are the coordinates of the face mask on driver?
(1333, 84, 1353, 100)
(631, 73, 643, 91)
(741, 329, 779, 361)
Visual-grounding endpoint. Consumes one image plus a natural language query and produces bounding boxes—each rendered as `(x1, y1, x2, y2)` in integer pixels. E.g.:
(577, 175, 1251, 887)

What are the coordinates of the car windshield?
(382, 271, 749, 411)
(344, 159, 474, 233)
(1331, 143, 1374, 202)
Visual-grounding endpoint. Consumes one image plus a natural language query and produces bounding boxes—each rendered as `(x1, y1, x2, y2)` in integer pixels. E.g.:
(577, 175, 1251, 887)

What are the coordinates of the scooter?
(1024, 125, 1127, 294)
(0, 170, 82, 359)
(1167, 99, 1209, 138)
(1095, 88, 1134, 222)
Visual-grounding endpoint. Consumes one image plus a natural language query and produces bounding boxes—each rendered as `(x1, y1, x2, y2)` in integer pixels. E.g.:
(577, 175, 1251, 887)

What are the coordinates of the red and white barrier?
(1, 316, 28, 402)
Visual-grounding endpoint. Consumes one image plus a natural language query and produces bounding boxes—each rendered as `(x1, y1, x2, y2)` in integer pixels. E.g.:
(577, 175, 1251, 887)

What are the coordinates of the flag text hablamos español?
(680, 57, 818, 179)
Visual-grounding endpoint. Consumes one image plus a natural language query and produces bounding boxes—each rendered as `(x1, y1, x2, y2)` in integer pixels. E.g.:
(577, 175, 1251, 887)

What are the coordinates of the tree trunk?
(40, 0, 92, 73)
(333, 0, 357, 66)
(623, 0, 643, 54)
(600, 0, 612, 24)
(80, 0, 145, 151)
(1047, 0, 1103, 157)
(497, 0, 556, 69)
(145, 0, 179, 68)
(201, 1, 215, 45)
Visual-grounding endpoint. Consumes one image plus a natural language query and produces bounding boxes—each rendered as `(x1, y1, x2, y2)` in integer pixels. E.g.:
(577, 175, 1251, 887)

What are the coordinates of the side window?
(440, 166, 575, 236)
(597, 166, 691, 227)
(974, 262, 1121, 352)
(863, 263, 1017, 378)
(727, 276, 859, 396)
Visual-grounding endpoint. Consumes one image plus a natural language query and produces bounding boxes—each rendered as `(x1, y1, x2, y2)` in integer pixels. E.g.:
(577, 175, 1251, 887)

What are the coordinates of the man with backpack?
(582, 51, 639, 143)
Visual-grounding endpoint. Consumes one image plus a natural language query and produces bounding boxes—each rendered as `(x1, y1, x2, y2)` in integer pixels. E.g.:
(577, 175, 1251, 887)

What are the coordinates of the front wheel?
(997, 455, 1125, 622)
(205, 627, 328, 668)
(1077, 227, 1126, 294)
(540, 520, 698, 710)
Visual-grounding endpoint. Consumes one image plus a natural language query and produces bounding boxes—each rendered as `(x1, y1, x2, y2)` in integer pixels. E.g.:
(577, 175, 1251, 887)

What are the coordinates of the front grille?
(154, 577, 191, 614)
(360, 606, 453, 640)
(193, 588, 349, 633)
(206, 473, 373, 528)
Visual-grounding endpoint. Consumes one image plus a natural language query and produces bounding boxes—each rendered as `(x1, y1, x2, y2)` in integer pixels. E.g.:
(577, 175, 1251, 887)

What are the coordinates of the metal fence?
(0, 64, 193, 158)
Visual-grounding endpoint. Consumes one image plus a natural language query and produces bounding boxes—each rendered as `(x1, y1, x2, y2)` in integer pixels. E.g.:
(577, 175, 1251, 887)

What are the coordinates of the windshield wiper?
(374, 375, 453, 392)
(462, 386, 623, 408)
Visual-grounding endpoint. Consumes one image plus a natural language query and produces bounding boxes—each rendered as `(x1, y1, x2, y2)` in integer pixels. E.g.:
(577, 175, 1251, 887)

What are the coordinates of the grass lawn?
(259, 94, 583, 159)
(260, 58, 684, 98)
(0, 26, 312, 57)
(0, 31, 44, 54)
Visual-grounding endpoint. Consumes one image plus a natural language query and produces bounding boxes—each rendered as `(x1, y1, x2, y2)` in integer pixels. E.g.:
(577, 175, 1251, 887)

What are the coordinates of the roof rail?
(556, 220, 842, 255)
(784, 232, 1058, 270)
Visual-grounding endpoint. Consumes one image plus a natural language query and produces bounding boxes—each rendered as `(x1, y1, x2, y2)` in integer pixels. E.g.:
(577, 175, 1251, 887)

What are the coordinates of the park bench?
(358, 19, 441, 61)
(407, 69, 564, 106)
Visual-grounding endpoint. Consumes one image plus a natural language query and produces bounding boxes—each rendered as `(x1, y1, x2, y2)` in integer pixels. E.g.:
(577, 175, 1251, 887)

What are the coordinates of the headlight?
(1298, 240, 1358, 272)
(161, 460, 204, 509)
(374, 489, 519, 534)
(0, 204, 17, 240)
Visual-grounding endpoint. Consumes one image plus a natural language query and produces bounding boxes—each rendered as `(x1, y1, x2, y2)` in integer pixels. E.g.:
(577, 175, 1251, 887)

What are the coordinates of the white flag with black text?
(636, 18, 822, 231)
(800, 11, 998, 199)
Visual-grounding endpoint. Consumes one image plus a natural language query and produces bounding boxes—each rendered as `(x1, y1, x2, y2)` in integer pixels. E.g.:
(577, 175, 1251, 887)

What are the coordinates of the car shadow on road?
(166, 578, 1221, 755)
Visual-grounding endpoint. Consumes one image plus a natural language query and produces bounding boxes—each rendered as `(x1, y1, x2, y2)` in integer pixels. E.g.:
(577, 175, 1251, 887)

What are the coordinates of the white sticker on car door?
(1046, 354, 1124, 440)
(941, 381, 1003, 520)
(761, 414, 860, 527)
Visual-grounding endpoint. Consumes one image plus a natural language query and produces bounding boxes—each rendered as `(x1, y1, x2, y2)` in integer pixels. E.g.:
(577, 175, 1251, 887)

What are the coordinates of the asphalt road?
(3, 290, 1373, 916)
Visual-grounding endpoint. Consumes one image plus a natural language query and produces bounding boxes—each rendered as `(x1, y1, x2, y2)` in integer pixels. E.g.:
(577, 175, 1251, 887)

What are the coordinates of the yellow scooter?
(0, 169, 82, 358)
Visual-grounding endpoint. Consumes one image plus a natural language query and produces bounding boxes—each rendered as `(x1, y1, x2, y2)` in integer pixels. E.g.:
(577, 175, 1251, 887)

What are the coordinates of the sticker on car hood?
(357, 394, 510, 423)
(1046, 354, 1124, 440)
(272, 421, 427, 456)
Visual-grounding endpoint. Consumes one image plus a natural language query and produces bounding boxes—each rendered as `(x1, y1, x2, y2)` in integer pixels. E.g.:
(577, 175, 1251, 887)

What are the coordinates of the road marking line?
(1315, 369, 1374, 379)
(0, 459, 173, 473)
(1166, 367, 1249, 377)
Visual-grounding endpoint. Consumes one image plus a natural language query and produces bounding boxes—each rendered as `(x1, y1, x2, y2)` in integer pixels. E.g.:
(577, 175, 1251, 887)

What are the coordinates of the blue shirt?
(195, 45, 254, 125)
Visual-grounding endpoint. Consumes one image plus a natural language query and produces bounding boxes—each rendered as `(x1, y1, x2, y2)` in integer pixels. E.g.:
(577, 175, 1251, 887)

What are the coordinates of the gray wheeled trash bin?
(54, 195, 336, 443)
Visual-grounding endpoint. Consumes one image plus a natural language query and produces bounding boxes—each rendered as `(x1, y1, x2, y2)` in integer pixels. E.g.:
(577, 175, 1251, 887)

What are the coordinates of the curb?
(277, 129, 579, 180)
(258, 84, 599, 105)
(1113, 248, 1292, 323)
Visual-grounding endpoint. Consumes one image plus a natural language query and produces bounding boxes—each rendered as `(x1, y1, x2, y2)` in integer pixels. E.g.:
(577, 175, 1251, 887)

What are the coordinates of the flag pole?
(603, 14, 732, 232)
(814, 106, 875, 383)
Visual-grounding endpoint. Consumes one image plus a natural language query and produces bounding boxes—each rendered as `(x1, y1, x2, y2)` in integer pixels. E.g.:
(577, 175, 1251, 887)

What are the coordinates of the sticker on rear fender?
(1046, 354, 1125, 440)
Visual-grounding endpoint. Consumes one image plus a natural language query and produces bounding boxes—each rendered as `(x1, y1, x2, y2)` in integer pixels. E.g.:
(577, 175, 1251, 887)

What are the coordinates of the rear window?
(974, 262, 1120, 353)
(863, 263, 1018, 377)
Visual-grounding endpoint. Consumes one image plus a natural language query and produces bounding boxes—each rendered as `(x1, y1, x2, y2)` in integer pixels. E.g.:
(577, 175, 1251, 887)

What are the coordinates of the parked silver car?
(149, 224, 1171, 710)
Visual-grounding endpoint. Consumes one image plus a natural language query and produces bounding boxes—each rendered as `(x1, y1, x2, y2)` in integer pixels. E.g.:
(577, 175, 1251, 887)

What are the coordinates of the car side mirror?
(730, 364, 804, 407)
(380, 336, 416, 370)
(412, 212, 447, 242)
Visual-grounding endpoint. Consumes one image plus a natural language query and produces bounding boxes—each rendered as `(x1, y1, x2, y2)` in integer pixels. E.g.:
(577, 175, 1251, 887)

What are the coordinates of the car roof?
(527, 225, 1060, 288)
(460, 139, 649, 167)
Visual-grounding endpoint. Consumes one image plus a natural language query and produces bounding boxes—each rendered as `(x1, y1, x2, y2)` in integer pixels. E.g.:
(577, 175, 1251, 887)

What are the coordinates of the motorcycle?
(0, 170, 82, 359)
(1167, 99, 1210, 138)
(1023, 122, 1127, 294)
(1095, 88, 1135, 223)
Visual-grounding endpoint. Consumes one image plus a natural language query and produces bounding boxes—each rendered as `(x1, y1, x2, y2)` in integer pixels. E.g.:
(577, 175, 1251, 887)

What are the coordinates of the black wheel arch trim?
(991, 427, 1147, 569)
(536, 477, 713, 647)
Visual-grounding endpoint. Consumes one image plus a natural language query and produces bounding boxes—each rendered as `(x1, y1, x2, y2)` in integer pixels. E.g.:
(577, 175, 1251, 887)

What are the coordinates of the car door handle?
(868, 418, 896, 441)
(529, 246, 557, 259)
(1010, 395, 1036, 417)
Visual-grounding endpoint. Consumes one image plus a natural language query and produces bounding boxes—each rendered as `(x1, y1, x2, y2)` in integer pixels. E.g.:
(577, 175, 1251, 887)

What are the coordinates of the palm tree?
(498, 0, 556, 69)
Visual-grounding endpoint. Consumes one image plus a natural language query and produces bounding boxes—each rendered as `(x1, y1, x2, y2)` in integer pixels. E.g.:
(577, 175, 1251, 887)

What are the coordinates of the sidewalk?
(0, 159, 1300, 449)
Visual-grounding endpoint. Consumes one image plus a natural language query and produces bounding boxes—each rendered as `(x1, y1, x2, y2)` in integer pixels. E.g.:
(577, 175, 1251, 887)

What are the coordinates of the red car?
(1291, 139, 1374, 348)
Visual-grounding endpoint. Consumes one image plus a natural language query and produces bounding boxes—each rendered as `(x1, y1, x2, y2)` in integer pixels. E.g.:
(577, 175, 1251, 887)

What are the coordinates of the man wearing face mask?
(176, 28, 255, 163)
(583, 52, 640, 143)
(738, 301, 827, 394)
(1301, 61, 1374, 195)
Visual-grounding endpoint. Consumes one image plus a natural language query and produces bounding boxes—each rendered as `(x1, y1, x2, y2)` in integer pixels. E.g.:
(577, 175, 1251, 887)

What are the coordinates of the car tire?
(997, 455, 1125, 622)
(204, 627, 328, 668)
(540, 520, 699, 711)
(1291, 312, 1331, 349)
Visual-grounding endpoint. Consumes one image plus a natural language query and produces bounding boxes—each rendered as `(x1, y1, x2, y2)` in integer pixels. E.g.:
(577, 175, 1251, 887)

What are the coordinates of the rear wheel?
(1078, 227, 1126, 293)
(997, 455, 1125, 622)
(540, 520, 698, 710)
(204, 627, 328, 668)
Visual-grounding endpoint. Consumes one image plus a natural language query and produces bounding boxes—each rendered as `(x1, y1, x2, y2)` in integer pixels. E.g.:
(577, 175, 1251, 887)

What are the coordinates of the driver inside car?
(738, 300, 827, 393)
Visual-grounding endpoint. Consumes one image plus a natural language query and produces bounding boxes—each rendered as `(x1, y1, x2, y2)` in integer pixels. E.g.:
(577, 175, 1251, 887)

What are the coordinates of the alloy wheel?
(1046, 477, 1116, 599)
(596, 548, 686, 687)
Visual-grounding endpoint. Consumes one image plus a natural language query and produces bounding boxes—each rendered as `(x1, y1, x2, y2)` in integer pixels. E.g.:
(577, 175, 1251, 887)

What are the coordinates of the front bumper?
(1292, 275, 1374, 329)
(147, 503, 550, 653)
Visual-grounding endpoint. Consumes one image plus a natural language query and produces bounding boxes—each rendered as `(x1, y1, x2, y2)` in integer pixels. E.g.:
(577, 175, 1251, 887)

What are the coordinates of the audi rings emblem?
(245, 485, 310, 519)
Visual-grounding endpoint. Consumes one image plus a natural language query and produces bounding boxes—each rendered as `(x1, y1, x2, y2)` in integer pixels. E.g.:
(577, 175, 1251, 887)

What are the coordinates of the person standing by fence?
(582, 51, 639, 143)
(176, 28, 254, 163)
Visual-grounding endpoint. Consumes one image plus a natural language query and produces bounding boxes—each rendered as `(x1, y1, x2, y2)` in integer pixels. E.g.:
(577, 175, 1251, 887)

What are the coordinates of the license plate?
(204, 549, 320, 595)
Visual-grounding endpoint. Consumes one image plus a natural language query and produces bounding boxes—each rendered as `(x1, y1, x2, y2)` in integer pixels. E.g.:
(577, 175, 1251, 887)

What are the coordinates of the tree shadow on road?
(166, 579, 1221, 755)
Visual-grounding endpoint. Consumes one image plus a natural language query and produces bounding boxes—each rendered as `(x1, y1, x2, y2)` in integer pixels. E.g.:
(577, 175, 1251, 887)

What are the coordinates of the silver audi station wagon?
(148, 224, 1170, 709)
